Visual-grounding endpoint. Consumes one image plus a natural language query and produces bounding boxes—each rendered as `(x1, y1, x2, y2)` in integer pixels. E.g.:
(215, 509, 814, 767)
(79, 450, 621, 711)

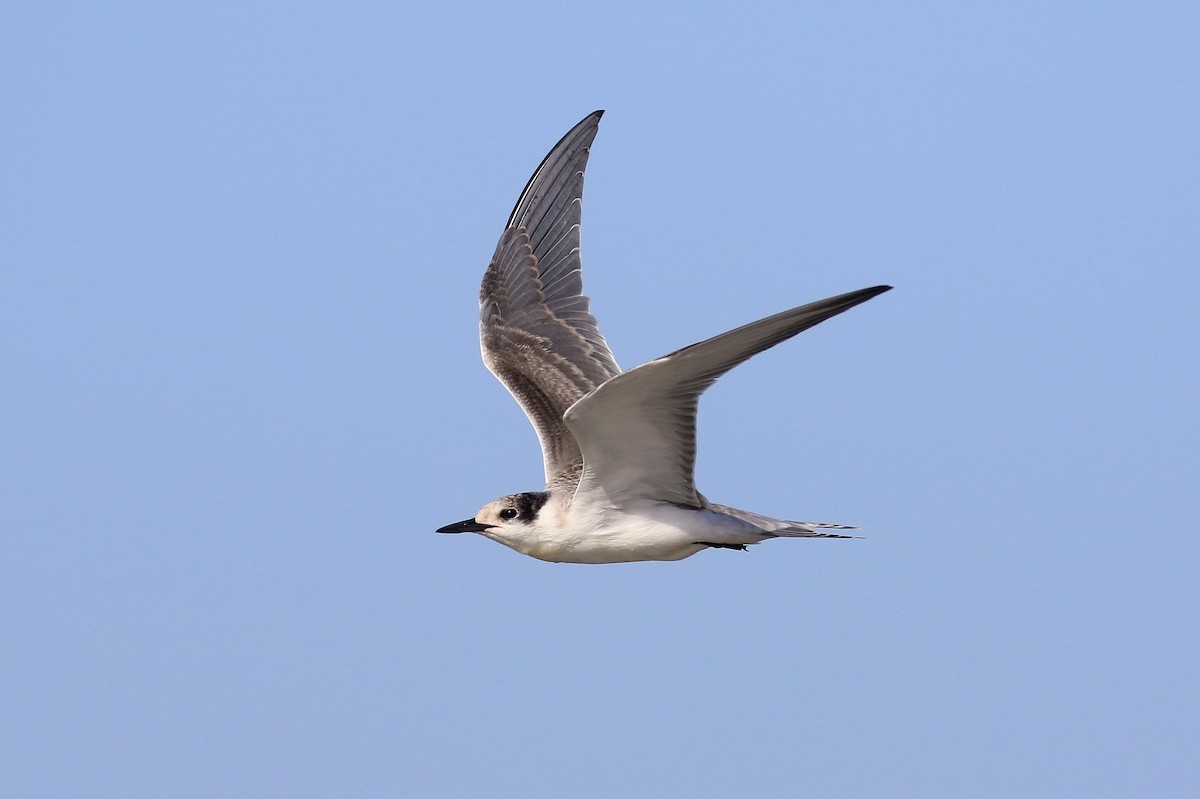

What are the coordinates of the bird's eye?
(499, 508, 518, 520)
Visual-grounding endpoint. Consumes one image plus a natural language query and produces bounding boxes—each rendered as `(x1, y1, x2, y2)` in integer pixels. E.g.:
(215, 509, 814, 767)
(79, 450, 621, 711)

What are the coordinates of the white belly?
(515, 501, 763, 564)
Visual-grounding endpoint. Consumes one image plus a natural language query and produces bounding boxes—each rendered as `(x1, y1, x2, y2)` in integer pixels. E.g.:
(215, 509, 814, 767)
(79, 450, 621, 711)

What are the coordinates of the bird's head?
(436, 491, 551, 546)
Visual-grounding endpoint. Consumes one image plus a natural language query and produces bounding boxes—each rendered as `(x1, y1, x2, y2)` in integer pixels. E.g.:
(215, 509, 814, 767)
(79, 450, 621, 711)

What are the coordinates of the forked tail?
(709, 503, 860, 539)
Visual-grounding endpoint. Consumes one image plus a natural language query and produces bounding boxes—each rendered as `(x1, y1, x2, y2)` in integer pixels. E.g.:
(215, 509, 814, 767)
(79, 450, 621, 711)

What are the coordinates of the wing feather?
(479, 111, 621, 486)
(564, 286, 892, 507)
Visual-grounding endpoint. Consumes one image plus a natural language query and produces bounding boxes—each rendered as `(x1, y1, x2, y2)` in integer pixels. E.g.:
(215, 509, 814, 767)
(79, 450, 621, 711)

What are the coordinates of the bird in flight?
(438, 110, 890, 563)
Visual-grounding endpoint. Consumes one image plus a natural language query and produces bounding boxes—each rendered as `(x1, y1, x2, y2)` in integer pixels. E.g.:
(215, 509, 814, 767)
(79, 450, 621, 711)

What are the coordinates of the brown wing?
(479, 110, 621, 486)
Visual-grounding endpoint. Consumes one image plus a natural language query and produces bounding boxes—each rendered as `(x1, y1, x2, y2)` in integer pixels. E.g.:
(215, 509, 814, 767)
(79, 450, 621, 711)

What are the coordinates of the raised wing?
(480, 110, 621, 486)
(564, 286, 891, 507)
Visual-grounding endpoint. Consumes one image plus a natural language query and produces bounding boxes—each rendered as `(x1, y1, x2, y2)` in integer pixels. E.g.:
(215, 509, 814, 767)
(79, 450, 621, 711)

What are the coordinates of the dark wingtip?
(847, 285, 893, 304)
(505, 110, 607, 228)
(832, 284, 893, 308)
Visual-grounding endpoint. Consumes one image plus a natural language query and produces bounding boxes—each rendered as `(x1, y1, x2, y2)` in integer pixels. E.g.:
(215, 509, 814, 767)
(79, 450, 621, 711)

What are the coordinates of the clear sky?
(3, 2, 1197, 796)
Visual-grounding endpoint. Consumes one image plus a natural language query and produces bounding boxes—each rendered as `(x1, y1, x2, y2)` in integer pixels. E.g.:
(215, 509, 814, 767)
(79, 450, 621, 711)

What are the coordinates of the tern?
(437, 111, 890, 563)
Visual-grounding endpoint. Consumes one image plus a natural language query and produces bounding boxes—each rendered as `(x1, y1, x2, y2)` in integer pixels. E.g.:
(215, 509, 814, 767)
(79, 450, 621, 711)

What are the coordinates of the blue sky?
(3, 2, 1197, 796)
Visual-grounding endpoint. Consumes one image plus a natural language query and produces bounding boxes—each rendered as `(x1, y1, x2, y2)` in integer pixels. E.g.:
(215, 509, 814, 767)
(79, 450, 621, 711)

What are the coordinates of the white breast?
(515, 499, 763, 564)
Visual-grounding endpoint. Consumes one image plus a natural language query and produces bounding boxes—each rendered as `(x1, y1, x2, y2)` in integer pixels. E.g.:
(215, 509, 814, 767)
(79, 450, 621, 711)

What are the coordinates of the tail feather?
(709, 503, 860, 539)
(771, 524, 859, 540)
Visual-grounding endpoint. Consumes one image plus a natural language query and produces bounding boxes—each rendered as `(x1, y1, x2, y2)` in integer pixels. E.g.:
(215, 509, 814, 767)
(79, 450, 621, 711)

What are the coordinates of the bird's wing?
(564, 286, 891, 507)
(479, 110, 621, 486)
